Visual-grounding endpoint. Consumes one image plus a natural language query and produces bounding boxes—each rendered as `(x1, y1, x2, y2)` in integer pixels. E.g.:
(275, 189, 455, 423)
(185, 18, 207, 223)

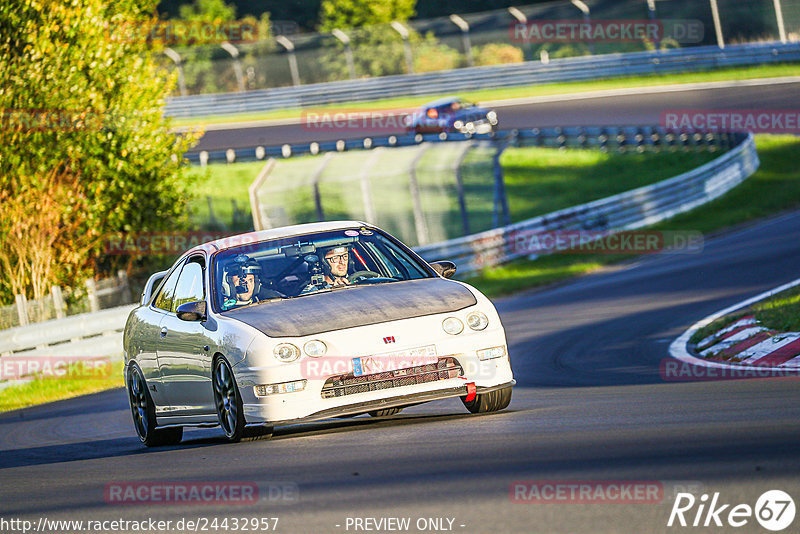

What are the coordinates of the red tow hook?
(464, 382, 477, 402)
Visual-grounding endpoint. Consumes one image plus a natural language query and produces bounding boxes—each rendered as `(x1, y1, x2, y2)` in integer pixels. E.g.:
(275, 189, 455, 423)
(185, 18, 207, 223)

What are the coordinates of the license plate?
(352, 345, 438, 377)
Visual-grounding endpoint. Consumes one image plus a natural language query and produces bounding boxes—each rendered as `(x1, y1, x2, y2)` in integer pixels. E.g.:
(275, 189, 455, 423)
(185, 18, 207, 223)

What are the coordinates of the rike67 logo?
(668, 490, 795, 531)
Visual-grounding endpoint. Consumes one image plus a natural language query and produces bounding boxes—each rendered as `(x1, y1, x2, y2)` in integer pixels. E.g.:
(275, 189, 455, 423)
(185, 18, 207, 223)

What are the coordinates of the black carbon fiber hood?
(224, 278, 477, 338)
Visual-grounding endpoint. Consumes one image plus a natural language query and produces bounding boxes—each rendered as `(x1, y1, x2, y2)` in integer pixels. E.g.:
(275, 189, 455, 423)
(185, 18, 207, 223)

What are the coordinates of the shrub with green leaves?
(0, 0, 198, 304)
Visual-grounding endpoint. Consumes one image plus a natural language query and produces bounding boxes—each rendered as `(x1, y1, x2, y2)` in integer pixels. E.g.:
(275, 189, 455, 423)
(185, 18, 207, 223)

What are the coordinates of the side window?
(153, 262, 183, 312)
(171, 259, 205, 312)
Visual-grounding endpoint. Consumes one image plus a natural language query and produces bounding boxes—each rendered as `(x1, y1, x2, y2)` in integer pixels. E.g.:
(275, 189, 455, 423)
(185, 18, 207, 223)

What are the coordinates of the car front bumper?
(234, 325, 514, 424)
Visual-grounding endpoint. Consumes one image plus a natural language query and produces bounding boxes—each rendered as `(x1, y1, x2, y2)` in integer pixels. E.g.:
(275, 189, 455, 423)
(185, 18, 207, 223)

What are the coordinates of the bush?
(0, 0, 198, 304)
(414, 33, 462, 73)
(474, 43, 524, 66)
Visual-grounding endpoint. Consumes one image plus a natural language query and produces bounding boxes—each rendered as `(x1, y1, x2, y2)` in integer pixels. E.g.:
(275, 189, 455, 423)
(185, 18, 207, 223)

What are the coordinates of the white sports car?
(123, 222, 514, 446)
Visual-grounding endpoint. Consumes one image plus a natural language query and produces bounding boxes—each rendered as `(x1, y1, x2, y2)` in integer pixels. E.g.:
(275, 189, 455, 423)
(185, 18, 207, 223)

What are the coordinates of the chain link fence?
(163, 0, 800, 95)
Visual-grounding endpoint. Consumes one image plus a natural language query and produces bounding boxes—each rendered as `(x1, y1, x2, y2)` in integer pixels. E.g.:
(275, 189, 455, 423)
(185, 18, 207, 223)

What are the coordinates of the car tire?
(127, 362, 183, 447)
(461, 386, 512, 414)
(368, 408, 403, 417)
(213, 357, 273, 442)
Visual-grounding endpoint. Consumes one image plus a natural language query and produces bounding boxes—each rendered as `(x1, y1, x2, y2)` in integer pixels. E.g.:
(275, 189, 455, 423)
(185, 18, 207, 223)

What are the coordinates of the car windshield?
(212, 227, 433, 312)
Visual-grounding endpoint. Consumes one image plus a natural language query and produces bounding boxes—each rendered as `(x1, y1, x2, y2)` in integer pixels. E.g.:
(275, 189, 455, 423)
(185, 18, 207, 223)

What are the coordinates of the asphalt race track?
(192, 81, 800, 151)
(2, 207, 800, 532)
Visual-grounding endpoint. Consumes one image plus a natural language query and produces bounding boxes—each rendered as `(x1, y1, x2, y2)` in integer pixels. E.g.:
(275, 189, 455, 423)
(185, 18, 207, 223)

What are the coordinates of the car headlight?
(467, 312, 489, 331)
(442, 317, 464, 335)
(453, 120, 464, 129)
(487, 110, 497, 124)
(303, 340, 327, 357)
(273, 343, 300, 362)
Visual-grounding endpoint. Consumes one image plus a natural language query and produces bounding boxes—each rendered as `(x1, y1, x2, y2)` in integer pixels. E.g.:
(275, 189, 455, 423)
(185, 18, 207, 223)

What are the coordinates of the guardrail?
(0, 129, 757, 372)
(166, 42, 800, 119)
(413, 132, 759, 273)
(187, 125, 740, 165)
(0, 304, 134, 358)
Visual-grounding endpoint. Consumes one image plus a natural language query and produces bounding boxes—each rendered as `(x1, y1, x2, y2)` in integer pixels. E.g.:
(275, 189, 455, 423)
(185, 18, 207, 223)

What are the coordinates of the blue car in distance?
(404, 96, 498, 135)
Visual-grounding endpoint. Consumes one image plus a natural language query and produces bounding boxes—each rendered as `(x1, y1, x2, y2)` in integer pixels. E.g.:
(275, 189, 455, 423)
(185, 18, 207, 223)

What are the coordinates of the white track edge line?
(669, 276, 800, 371)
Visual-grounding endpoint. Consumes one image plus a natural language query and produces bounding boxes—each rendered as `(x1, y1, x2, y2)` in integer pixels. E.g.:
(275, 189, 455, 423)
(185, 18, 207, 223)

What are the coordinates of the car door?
(142, 262, 185, 409)
(157, 256, 215, 415)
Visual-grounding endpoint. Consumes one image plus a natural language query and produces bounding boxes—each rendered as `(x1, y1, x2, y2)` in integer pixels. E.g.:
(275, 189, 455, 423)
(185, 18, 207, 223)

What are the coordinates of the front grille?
(320, 357, 463, 399)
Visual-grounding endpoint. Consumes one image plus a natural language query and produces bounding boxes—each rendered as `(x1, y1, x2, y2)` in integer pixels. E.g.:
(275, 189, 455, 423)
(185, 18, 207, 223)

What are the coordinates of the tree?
(319, 0, 415, 31)
(0, 0, 198, 304)
(179, 0, 236, 20)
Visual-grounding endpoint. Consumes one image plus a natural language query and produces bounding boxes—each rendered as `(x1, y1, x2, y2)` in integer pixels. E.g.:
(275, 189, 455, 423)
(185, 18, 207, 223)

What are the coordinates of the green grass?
(755, 285, 800, 333)
(466, 135, 800, 298)
(172, 62, 800, 127)
(0, 360, 124, 413)
(689, 283, 800, 352)
(188, 161, 266, 232)
(188, 143, 717, 246)
(501, 146, 717, 222)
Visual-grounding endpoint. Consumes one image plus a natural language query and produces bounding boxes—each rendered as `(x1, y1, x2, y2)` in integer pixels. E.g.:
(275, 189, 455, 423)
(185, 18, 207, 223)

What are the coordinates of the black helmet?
(226, 254, 262, 296)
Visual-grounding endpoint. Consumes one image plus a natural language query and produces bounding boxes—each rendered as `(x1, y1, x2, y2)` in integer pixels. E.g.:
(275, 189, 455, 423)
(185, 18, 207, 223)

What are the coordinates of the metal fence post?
(221, 42, 246, 92)
(709, 0, 725, 49)
(14, 294, 29, 326)
(249, 158, 277, 231)
(332, 29, 357, 80)
(359, 148, 383, 224)
(86, 278, 100, 313)
(118, 270, 132, 304)
(453, 141, 474, 235)
(311, 152, 334, 222)
(164, 48, 187, 97)
(449, 15, 474, 67)
(409, 143, 432, 245)
(493, 141, 512, 228)
(51, 285, 66, 319)
(276, 36, 301, 86)
(391, 22, 414, 74)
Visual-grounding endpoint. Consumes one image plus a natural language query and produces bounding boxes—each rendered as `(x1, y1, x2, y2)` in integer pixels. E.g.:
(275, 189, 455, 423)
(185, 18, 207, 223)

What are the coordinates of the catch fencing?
(161, 0, 800, 99)
(413, 132, 758, 273)
(165, 41, 800, 119)
(249, 126, 743, 247)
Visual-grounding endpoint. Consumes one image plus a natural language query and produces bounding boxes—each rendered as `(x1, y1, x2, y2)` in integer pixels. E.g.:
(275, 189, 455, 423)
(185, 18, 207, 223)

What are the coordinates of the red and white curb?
(669, 277, 800, 371)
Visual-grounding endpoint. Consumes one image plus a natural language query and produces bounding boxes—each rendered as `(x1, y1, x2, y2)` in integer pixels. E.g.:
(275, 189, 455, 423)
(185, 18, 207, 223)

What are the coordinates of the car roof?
(186, 220, 370, 256)
(422, 96, 462, 108)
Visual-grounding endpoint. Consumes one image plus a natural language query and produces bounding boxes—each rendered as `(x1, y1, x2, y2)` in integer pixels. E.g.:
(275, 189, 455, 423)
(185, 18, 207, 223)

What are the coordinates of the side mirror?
(430, 261, 457, 279)
(176, 300, 207, 322)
